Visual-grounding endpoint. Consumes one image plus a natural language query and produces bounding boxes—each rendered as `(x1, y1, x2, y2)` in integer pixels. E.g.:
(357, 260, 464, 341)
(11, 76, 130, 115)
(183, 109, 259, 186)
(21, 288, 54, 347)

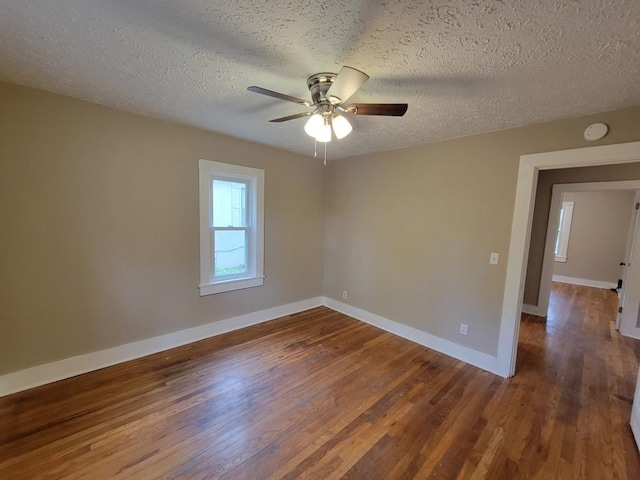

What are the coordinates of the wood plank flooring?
(1, 283, 639, 479)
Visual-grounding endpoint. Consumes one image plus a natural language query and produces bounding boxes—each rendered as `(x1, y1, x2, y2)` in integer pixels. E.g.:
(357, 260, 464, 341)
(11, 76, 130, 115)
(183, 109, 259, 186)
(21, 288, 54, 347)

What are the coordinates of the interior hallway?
(517, 282, 640, 477)
(1, 283, 639, 479)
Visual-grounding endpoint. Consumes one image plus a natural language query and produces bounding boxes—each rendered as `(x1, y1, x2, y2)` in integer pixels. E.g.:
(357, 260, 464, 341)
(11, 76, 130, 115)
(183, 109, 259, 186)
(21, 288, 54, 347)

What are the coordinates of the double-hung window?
(199, 160, 264, 295)
(554, 200, 574, 262)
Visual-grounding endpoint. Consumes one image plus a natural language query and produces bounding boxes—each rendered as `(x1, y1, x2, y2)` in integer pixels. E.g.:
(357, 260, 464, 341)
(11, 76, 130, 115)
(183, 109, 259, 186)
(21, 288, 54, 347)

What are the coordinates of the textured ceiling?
(1, 0, 639, 159)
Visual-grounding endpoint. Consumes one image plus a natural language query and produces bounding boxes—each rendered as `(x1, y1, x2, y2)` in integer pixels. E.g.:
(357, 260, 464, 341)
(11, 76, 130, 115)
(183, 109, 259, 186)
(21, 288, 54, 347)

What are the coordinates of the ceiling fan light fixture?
(304, 113, 324, 138)
(248, 65, 408, 153)
(332, 115, 353, 139)
(315, 122, 332, 142)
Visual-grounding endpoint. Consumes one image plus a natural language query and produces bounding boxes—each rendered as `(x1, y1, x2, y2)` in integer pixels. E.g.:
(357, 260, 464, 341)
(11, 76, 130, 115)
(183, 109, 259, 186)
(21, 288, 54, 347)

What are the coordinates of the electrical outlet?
(490, 252, 499, 265)
(342, 290, 348, 300)
(460, 323, 468, 335)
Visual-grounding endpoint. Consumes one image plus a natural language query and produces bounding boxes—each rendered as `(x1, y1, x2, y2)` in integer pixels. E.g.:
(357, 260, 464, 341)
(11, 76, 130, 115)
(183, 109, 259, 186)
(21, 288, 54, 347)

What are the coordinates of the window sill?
(199, 276, 264, 296)
(555, 256, 567, 263)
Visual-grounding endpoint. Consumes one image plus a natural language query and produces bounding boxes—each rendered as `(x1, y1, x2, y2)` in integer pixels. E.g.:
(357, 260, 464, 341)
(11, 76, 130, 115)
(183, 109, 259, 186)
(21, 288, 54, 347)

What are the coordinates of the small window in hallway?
(555, 200, 574, 262)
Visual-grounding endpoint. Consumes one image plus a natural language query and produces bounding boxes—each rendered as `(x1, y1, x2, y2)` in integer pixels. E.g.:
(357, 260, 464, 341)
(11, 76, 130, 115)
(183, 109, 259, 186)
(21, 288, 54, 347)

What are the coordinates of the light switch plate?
(490, 253, 499, 265)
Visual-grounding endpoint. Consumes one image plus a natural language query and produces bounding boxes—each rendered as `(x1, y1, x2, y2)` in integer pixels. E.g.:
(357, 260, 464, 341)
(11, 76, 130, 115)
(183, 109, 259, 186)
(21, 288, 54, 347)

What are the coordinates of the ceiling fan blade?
(269, 112, 312, 123)
(345, 103, 408, 116)
(247, 86, 312, 106)
(326, 66, 369, 104)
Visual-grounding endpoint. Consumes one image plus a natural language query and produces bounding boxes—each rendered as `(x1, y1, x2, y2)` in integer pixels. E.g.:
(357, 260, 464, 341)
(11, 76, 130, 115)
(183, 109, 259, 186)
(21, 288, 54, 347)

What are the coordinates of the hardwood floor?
(1, 283, 639, 479)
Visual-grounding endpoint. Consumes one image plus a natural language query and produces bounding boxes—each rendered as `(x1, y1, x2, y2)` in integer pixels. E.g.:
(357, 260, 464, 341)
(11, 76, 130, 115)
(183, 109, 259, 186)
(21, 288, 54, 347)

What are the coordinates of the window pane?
(214, 230, 247, 276)
(555, 208, 564, 255)
(212, 180, 247, 227)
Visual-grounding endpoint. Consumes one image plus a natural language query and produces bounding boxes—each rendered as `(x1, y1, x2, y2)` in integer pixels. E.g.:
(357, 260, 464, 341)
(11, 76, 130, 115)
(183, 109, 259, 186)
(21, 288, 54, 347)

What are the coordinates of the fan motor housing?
(307, 73, 336, 105)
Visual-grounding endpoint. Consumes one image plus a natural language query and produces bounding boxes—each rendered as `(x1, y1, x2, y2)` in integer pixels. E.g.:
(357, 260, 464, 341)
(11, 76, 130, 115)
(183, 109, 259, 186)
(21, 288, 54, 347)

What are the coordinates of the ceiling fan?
(247, 66, 408, 145)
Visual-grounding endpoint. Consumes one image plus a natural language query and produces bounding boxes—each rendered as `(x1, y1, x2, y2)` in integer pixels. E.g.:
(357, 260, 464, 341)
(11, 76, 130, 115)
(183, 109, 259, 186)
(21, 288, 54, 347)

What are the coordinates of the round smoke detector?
(584, 122, 609, 141)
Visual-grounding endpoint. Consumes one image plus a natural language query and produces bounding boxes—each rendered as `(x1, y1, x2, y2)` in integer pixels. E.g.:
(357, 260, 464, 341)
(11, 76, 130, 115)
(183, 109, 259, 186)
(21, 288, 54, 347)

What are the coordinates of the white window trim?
(554, 200, 574, 263)
(199, 160, 264, 295)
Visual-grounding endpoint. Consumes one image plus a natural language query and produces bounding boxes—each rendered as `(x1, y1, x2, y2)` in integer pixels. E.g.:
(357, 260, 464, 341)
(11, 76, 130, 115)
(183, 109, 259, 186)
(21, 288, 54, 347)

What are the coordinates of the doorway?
(496, 141, 640, 377)
(536, 182, 640, 335)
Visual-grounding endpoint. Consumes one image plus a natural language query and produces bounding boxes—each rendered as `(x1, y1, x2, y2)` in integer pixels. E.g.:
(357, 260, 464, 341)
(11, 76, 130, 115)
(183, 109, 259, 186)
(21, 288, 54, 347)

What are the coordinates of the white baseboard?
(620, 326, 640, 341)
(1, 295, 512, 397)
(322, 297, 503, 377)
(521, 303, 547, 317)
(0, 297, 323, 397)
(552, 275, 617, 290)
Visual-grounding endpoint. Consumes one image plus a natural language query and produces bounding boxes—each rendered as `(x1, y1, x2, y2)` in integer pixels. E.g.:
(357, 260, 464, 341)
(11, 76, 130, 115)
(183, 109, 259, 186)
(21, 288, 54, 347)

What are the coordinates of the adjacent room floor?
(1, 283, 639, 479)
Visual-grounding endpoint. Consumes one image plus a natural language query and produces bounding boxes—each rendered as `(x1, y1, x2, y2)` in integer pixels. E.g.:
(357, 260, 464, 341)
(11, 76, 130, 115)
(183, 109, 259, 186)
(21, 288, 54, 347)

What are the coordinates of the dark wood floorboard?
(1, 283, 639, 479)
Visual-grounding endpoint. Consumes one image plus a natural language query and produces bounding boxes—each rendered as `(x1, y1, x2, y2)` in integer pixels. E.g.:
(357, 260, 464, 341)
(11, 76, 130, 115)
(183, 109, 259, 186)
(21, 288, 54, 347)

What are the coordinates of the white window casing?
(554, 201, 574, 263)
(199, 160, 264, 295)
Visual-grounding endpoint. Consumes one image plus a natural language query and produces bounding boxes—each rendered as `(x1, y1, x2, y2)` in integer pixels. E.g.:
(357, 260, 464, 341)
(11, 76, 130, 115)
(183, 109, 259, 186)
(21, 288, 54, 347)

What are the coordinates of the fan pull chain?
(324, 142, 327, 166)
(314, 139, 317, 158)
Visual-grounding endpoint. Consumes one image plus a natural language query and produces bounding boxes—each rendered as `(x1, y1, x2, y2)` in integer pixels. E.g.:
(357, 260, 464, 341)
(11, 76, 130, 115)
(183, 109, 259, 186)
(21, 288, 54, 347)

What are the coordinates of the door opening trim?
(497, 141, 640, 377)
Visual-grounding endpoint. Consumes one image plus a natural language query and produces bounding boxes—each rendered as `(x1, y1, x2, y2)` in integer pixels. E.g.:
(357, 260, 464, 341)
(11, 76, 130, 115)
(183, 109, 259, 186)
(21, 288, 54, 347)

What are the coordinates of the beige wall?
(524, 162, 640, 305)
(0, 82, 325, 375)
(325, 106, 640, 357)
(3, 79, 640, 375)
(553, 191, 635, 283)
